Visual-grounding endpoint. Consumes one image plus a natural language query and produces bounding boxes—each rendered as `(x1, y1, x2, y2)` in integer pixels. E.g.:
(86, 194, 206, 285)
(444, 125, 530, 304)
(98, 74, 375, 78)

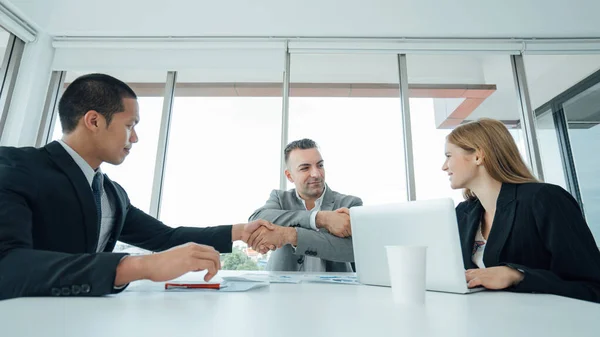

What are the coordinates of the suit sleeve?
(249, 190, 314, 229)
(293, 228, 354, 262)
(118, 205, 233, 254)
(0, 151, 127, 300)
(507, 185, 600, 303)
(292, 196, 363, 262)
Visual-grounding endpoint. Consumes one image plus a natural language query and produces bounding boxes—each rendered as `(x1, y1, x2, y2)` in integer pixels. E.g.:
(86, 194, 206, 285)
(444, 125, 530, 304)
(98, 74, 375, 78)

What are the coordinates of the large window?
(526, 54, 600, 189)
(563, 82, 600, 240)
(159, 94, 282, 227)
(42, 49, 600, 267)
(407, 55, 527, 206)
(526, 55, 600, 241)
(0, 28, 10, 66)
(535, 109, 567, 189)
(0, 28, 24, 139)
(289, 54, 406, 204)
(159, 52, 284, 269)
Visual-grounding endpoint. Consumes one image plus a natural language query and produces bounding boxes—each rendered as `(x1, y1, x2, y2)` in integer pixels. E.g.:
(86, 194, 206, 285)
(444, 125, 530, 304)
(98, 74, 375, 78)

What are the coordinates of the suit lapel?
(103, 175, 127, 251)
(321, 186, 335, 211)
(484, 183, 518, 267)
(461, 202, 482, 270)
(45, 141, 99, 253)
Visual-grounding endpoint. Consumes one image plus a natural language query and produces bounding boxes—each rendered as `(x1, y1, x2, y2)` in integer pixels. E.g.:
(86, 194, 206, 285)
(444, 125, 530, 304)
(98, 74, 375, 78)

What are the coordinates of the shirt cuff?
(291, 228, 299, 251)
(114, 255, 130, 290)
(310, 210, 320, 231)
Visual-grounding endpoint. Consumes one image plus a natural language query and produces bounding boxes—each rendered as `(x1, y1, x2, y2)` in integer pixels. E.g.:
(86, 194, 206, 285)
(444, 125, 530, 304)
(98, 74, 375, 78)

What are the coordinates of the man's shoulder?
(0, 146, 47, 189)
(0, 145, 41, 156)
(0, 145, 45, 166)
(327, 188, 362, 204)
(269, 189, 296, 199)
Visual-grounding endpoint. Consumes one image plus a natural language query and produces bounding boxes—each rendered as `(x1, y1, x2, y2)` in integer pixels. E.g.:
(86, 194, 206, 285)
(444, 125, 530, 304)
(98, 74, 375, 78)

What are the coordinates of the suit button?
(71, 285, 81, 295)
(51, 288, 61, 296)
(81, 284, 91, 294)
(61, 287, 71, 296)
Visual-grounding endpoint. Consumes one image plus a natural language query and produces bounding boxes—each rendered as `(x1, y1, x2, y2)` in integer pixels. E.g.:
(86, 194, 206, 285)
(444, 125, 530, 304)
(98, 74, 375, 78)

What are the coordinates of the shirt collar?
(295, 184, 327, 209)
(57, 139, 102, 187)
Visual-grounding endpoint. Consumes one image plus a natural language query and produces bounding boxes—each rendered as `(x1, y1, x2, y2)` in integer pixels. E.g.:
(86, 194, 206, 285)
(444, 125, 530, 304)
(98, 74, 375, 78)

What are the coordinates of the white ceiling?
(7, 0, 600, 38)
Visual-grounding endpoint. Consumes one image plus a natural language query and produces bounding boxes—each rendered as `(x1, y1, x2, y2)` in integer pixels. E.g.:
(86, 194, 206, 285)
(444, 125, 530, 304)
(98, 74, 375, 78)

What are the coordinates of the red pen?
(165, 283, 223, 290)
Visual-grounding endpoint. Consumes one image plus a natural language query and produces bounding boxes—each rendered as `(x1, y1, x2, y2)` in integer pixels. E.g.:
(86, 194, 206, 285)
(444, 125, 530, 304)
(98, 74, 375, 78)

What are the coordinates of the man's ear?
(82, 110, 101, 131)
(284, 169, 294, 183)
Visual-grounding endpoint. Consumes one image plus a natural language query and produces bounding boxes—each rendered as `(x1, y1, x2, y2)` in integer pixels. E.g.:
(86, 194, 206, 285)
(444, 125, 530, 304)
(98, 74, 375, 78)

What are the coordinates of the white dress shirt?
(294, 185, 327, 272)
(57, 140, 115, 252)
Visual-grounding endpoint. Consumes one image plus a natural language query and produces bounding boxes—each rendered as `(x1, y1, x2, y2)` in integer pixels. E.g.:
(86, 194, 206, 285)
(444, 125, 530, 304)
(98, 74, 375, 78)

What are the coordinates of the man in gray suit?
(248, 139, 362, 272)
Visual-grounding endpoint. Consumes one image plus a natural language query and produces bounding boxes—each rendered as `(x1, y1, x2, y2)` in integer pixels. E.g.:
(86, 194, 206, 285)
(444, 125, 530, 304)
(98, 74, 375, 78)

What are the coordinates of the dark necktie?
(91, 172, 102, 229)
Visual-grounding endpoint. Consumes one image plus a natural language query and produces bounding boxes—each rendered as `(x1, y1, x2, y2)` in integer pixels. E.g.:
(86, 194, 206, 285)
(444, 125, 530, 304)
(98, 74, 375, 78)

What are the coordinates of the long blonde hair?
(447, 118, 538, 200)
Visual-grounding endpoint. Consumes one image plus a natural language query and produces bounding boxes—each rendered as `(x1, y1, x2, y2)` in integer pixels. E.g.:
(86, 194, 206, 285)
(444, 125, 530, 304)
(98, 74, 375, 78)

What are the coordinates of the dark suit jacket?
(0, 141, 232, 300)
(456, 182, 600, 303)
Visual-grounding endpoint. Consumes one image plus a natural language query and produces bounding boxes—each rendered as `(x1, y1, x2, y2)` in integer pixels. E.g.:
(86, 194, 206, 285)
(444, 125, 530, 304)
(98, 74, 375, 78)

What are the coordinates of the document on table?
(223, 273, 359, 285)
(222, 273, 303, 284)
(302, 275, 360, 285)
(164, 280, 269, 292)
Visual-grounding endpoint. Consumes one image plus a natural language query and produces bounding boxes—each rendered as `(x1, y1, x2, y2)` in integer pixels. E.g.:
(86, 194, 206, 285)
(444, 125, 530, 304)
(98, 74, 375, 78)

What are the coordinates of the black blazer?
(0, 141, 232, 300)
(456, 182, 600, 303)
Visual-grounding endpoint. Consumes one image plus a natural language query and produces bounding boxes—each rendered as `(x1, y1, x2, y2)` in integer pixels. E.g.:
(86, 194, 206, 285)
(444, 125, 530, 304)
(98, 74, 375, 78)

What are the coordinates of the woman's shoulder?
(455, 198, 478, 214)
(513, 182, 579, 211)
(515, 182, 570, 198)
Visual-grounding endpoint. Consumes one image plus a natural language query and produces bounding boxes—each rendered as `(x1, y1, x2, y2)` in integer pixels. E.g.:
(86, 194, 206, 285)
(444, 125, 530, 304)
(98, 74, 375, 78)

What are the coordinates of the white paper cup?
(385, 245, 427, 305)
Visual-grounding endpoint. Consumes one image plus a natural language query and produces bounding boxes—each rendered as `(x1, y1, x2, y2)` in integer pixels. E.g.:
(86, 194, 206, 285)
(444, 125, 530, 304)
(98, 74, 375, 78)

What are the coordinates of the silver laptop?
(350, 198, 484, 294)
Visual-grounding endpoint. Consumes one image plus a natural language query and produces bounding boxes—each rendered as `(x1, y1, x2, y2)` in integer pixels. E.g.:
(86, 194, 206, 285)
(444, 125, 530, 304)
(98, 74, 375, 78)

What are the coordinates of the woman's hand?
(465, 266, 524, 289)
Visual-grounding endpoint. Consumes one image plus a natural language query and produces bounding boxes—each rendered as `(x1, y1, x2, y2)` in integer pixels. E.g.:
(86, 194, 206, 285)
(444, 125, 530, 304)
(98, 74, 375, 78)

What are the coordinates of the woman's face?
(442, 141, 480, 190)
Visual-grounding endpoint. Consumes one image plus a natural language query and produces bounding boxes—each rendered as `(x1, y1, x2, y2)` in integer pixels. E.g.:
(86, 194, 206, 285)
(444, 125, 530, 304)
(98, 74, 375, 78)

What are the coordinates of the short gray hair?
(284, 138, 318, 164)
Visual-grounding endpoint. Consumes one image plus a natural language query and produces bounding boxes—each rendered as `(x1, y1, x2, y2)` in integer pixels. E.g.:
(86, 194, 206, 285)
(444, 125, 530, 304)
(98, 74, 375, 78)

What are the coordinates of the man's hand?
(114, 243, 221, 287)
(335, 207, 350, 215)
(250, 226, 297, 254)
(465, 266, 524, 290)
(231, 219, 276, 243)
(316, 209, 352, 237)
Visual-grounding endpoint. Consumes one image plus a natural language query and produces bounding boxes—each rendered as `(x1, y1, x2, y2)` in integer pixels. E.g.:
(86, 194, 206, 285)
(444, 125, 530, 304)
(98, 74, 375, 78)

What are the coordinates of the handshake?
(242, 207, 353, 254)
(113, 208, 353, 286)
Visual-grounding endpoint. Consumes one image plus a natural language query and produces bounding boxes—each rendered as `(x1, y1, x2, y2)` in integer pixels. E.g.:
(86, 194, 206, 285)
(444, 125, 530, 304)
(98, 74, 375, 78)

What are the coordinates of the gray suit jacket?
(249, 187, 362, 272)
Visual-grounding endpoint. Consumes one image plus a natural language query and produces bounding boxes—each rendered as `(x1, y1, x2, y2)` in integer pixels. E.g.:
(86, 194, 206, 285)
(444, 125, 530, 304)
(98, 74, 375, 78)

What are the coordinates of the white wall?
(53, 49, 493, 85)
(407, 55, 485, 85)
(0, 33, 54, 146)
(6, 0, 600, 38)
(53, 47, 286, 83)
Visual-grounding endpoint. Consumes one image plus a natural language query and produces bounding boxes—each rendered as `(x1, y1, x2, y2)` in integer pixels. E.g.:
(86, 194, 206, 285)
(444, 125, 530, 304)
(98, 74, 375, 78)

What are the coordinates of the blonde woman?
(442, 118, 600, 303)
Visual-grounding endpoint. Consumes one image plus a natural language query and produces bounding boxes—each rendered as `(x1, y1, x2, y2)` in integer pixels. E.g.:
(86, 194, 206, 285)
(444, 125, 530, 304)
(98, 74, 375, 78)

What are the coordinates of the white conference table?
(1, 271, 599, 337)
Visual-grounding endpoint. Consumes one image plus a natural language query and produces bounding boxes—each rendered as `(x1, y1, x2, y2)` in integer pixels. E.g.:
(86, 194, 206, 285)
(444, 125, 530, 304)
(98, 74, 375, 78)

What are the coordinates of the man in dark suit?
(0, 73, 274, 300)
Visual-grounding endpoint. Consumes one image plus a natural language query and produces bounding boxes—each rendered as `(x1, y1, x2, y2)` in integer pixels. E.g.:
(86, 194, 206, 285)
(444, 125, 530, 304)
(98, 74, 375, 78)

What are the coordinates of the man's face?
(285, 148, 325, 199)
(93, 98, 139, 165)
